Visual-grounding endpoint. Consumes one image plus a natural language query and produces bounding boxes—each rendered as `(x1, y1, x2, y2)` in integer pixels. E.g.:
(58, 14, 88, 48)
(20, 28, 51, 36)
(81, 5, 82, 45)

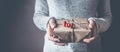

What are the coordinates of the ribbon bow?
(64, 21, 73, 28)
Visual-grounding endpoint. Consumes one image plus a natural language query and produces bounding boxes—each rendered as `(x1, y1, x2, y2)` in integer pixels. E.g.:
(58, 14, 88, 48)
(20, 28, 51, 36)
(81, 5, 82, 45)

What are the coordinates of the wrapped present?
(53, 18, 91, 43)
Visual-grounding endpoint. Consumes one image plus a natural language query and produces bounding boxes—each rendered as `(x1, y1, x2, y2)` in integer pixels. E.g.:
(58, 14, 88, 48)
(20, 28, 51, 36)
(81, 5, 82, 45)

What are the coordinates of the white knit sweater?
(33, 0, 112, 52)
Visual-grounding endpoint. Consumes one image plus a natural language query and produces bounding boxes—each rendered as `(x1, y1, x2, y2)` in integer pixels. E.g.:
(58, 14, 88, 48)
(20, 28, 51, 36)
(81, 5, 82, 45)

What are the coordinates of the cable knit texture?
(33, 0, 112, 52)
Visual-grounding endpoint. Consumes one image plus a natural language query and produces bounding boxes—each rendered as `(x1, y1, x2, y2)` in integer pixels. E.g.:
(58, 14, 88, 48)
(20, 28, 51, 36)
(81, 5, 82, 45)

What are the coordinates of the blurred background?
(1, 0, 120, 52)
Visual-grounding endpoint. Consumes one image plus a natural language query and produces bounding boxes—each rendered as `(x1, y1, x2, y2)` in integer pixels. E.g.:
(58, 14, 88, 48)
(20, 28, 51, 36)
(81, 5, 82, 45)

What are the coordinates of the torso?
(44, 0, 102, 52)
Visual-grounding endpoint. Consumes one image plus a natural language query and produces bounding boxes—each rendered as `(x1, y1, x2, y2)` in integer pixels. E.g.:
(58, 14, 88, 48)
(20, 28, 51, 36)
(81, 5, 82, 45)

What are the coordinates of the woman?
(33, 0, 112, 52)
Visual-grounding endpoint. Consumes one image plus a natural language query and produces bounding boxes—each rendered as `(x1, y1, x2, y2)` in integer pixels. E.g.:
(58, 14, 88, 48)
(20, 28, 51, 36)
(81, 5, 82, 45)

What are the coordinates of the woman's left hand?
(83, 19, 97, 43)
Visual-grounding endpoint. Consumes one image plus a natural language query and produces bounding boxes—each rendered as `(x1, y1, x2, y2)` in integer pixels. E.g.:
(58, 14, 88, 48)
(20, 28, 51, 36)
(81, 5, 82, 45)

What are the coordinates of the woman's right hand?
(47, 18, 68, 46)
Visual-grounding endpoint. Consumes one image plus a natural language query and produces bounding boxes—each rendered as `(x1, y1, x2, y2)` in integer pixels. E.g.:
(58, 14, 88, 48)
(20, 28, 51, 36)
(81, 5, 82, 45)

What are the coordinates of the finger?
(83, 36, 96, 43)
(89, 36, 96, 41)
(55, 43, 68, 46)
(47, 24, 54, 36)
(48, 35, 60, 42)
(49, 18, 56, 29)
(83, 35, 96, 43)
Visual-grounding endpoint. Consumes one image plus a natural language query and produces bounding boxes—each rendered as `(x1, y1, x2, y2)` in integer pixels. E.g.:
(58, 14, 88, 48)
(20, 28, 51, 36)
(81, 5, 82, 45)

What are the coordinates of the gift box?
(53, 18, 91, 43)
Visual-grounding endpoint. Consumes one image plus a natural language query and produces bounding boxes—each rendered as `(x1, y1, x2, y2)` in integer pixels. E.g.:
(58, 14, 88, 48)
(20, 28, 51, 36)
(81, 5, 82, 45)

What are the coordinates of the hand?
(47, 18, 68, 46)
(83, 20, 97, 43)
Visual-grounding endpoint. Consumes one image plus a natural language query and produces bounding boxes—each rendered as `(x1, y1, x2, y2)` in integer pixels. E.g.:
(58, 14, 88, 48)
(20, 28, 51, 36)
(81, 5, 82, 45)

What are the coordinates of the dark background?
(1, 0, 120, 52)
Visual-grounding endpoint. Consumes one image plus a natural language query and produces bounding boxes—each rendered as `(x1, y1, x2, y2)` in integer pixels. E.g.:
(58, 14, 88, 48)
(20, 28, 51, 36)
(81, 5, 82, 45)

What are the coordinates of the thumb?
(89, 20, 94, 29)
(47, 23, 54, 36)
(49, 18, 57, 29)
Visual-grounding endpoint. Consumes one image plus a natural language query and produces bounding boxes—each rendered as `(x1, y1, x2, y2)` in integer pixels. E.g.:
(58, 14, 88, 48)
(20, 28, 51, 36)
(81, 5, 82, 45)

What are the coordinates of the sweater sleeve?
(33, 0, 50, 31)
(88, 0, 112, 33)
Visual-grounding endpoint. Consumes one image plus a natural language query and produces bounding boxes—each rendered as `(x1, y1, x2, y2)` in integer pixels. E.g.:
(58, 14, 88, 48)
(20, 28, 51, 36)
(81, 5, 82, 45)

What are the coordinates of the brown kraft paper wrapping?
(53, 18, 91, 43)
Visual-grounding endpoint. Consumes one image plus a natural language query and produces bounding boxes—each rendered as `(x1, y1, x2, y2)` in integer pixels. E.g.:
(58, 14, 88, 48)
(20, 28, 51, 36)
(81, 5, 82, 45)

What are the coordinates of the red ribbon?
(64, 21, 73, 28)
